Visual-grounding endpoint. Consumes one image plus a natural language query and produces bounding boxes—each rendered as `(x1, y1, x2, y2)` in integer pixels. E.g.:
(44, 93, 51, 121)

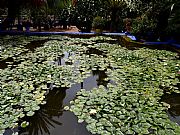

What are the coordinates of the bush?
(166, 2, 180, 42)
(131, 15, 157, 41)
(92, 16, 105, 29)
(70, 0, 104, 32)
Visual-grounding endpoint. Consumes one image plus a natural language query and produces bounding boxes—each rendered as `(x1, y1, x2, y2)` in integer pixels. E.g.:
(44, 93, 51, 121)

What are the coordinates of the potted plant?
(92, 16, 105, 34)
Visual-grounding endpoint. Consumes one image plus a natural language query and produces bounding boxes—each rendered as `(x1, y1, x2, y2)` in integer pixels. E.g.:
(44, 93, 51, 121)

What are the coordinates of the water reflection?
(92, 70, 109, 87)
(18, 76, 97, 135)
(5, 50, 109, 135)
(162, 93, 180, 125)
(26, 40, 48, 52)
(0, 39, 48, 69)
(19, 88, 66, 135)
(0, 57, 13, 69)
(0, 57, 25, 69)
(57, 51, 74, 66)
(64, 75, 99, 105)
(86, 47, 104, 56)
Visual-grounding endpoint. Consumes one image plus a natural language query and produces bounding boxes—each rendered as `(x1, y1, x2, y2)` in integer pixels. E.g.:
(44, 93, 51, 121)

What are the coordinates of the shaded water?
(19, 88, 66, 135)
(57, 51, 74, 66)
(26, 40, 48, 52)
(124, 43, 179, 54)
(8, 40, 108, 135)
(16, 69, 107, 135)
(0, 39, 48, 69)
(0, 57, 21, 69)
(0, 57, 14, 69)
(85, 47, 106, 57)
(162, 93, 180, 125)
(2, 37, 180, 135)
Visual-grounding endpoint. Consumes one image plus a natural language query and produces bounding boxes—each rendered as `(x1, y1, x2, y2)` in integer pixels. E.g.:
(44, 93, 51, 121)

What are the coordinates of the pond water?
(0, 57, 14, 69)
(15, 70, 107, 135)
(2, 38, 109, 135)
(0, 39, 47, 69)
(1, 36, 180, 135)
(162, 93, 180, 125)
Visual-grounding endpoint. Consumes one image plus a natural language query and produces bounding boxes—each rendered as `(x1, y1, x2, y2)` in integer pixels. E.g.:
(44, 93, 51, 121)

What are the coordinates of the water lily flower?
(47, 75, 51, 78)
(89, 109, 97, 115)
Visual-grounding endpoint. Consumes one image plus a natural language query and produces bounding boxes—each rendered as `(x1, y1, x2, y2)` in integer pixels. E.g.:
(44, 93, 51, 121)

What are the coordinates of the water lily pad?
(21, 121, 29, 128)
(27, 111, 35, 116)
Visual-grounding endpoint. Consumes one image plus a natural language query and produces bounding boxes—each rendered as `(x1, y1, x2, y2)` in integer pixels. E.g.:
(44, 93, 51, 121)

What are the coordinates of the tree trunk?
(38, 19, 41, 32)
(7, 0, 19, 30)
(110, 9, 117, 32)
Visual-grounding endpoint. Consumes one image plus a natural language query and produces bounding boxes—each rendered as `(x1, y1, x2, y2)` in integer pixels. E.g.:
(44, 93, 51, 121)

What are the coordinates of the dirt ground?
(9, 25, 80, 32)
(31, 26, 80, 32)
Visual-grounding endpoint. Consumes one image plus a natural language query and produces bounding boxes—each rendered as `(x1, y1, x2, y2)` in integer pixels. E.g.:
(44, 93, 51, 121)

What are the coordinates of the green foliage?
(104, 0, 126, 10)
(132, 14, 157, 35)
(127, 0, 180, 38)
(47, 0, 71, 9)
(21, 121, 29, 128)
(92, 16, 106, 29)
(0, 35, 180, 134)
(69, 37, 180, 134)
(71, 0, 105, 31)
(166, 1, 180, 36)
(0, 35, 90, 133)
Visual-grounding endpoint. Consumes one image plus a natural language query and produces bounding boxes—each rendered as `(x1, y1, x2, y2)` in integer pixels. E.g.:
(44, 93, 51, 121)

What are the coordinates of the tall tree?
(0, 0, 71, 30)
(103, 0, 127, 32)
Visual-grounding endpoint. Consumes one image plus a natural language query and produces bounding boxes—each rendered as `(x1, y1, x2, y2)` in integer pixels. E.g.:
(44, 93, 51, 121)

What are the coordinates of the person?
(48, 16, 53, 28)
(124, 18, 132, 35)
(125, 22, 132, 35)
(17, 19, 23, 31)
(25, 20, 31, 32)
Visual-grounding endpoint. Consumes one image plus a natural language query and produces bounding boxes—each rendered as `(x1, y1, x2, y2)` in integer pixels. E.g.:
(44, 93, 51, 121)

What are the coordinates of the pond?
(161, 93, 180, 125)
(0, 35, 180, 135)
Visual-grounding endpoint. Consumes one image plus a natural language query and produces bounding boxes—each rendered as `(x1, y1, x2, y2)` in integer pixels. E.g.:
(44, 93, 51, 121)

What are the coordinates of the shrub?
(92, 16, 105, 29)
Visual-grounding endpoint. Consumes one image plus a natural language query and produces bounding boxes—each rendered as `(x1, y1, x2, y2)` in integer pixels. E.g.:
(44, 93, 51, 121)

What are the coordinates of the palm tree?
(0, 0, 45, 30)
(0, 0, 71, 30)
(103, 0, 127, 32)
(19, 88, 66, 135)
(166, 1, 180, 41)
